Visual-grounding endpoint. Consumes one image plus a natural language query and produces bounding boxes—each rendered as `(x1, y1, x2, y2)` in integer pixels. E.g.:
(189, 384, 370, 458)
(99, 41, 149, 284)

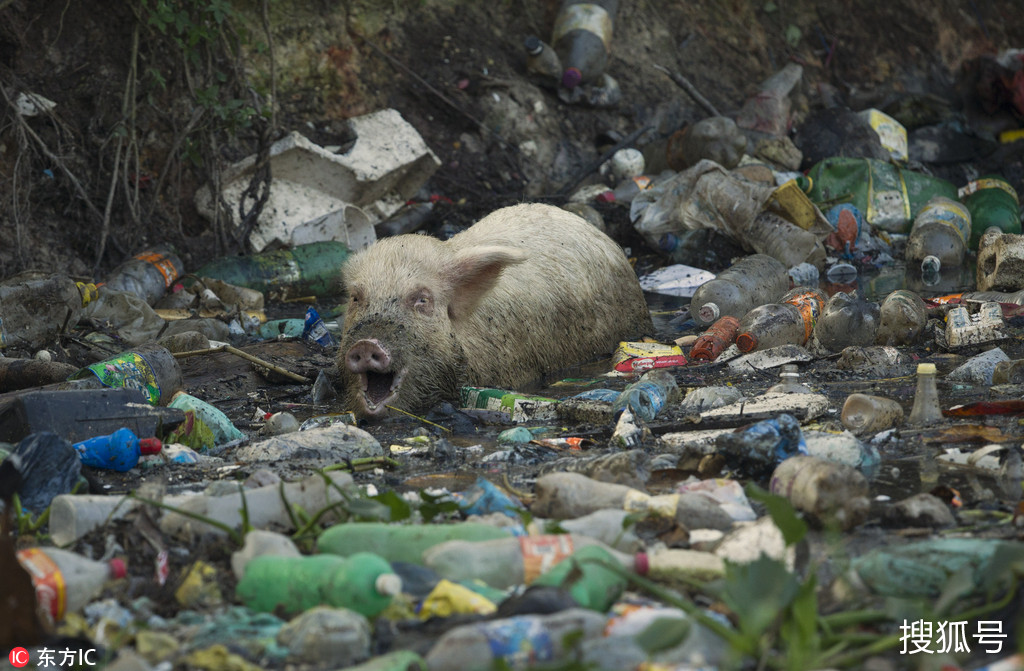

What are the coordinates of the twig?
(653, 64, 721, 117)
(173, 344, 311, 384)
(554, 124, 653, 197)
(384, 404, 452, 433)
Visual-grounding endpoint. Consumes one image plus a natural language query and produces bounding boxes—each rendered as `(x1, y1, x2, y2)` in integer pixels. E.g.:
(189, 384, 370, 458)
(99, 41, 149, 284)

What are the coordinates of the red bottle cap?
(562, 67, 582, 89)
(595, 190, 616, 203)
(138, 438, 162, 455)
(108, 558, 127, 579)
(735, 332, 757, 352)
(633, 552, 649, 576)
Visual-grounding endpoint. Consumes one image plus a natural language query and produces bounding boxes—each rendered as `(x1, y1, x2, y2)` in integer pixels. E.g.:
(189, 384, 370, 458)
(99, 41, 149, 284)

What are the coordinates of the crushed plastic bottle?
(770, 455, 870, 530)
(876, 289, 928, 346)
(612, 368, 681, 421)
(841, 393, 904, 436)
(736, 287, 826, 352)
(812, 291, 879, 352)
(0, 274, 97, 350)
(103, 246, 184, 306)
(689, 254, 790, 326)
(715, 413, 808, 478)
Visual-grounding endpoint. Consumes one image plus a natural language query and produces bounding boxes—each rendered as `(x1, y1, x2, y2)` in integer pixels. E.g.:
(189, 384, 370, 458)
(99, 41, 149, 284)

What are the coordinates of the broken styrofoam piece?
(195, 109, 441, 252)
(639, 264, 716, 297)
(15, 91, 57, 116)
(946, 347, 1009, 386)
(726, 344, 812, 371)
(942, 303, 1006, 348)
(977, 231, 1024, 292)
(700, 392, 829, 422)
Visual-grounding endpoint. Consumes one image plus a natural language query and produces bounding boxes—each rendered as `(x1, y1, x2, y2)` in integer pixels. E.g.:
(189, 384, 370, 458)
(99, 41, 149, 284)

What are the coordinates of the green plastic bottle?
(191, 240, 349, 297)
(236, 551, 400, 617)
(317, 522, 512, 564)
(531, 544, 628, 612)
(960, 176, 1022, 249)
(341, 650, 427, 671)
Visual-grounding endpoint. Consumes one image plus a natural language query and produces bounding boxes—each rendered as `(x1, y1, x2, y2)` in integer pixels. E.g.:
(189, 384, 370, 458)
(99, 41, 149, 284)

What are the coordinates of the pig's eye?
(407, 288, 433, 315)
(349, 288, 364, 304)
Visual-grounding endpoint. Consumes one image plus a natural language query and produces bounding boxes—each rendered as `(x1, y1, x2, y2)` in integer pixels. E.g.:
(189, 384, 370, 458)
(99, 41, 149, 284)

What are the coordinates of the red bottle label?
(17, 548, 66, 622)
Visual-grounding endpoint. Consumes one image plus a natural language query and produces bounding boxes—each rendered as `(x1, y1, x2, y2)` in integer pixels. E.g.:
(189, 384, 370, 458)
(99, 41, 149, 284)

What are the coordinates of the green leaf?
(721, 556, 801, 639)
(634, 616, 692, 653)
(370, 490, 412, 522)
(785, 24, 802, 47)
(934, 564, 978, 616)
(780, 574, 819, 670)
(344, 497, 392, 522)
(745, 483, 807, 546)
(418, 491, 461, 523)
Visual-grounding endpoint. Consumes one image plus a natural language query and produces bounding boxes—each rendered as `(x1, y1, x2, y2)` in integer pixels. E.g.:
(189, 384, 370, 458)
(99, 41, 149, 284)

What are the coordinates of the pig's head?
(338, 235, 524, 418)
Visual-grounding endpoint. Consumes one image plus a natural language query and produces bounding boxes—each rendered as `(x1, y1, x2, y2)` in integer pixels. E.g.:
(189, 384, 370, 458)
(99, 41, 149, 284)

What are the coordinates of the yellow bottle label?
(17, 548, 67, 623)
(623, 489, 679, 518)
(552, 4, 613, 48)
(958, 178, 1020, 205)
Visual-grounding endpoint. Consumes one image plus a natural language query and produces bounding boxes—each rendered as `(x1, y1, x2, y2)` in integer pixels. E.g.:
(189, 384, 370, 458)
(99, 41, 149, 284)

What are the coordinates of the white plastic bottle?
(17, 547, 126, 623)
(689, 254, 790, 326)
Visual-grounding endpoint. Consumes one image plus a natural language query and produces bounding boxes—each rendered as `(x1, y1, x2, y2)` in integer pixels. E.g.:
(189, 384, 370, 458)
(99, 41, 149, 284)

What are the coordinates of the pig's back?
(451, 203, 653, 387)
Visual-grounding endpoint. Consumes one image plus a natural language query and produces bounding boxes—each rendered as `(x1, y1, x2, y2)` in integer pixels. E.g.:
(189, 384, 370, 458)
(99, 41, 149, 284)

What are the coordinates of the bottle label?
(519, 535, 575, 584)
(552, 4, 613, 47)
(959, 178, 1020, 204)
(911, 198, 971, 247)
(623, 489, 679, 518)
(17, 548, 66, 623)
(784, 291, 825, 342)
(135, 250, 181, 288)
(71, 351, 162, 405)
(480, 617, 555, 666)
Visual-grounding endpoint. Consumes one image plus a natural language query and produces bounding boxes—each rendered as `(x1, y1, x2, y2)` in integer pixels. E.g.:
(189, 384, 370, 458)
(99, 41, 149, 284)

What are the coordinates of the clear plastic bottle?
(612, 368, 680, 422)
(904, 197, 972, 269)
(765, 364, 812, 394)
(17, 547, 126, 623)
(425, 608, 607, 670)
(665, 116, 747, 171)
(236, 552, 401, 618)
(552, 0, 619, 89)
(595, 175, 652, 204)
(745, 211, 827, 270)
(840, 393, 905, 436)
(812, 291, 880, 352)
(421, 534, 635, 589)
(992, 359, 1024, 385)
(735, 62, 803, 137)
(907, 363, 943, 426)
(73, 427, 162, 472)
(523, 35, 562, 86)
(689, 254, 789, 326)
(0, 274, 97, 350)
(769, 455, 870, 530)
(103, 246, 184, 306)
(876, 289, 928, 346)
(689, 315, 740, 362)
(735, 287, 827, 352)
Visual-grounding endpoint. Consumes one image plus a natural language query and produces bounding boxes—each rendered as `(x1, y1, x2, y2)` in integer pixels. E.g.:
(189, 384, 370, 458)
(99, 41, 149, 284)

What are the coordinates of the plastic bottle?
(765, 364, 813, 394)
(168, 391, 246, 446)
(735, 62, 803, 137)
(303, 306, 338, 348)
(374, 201, 435, 237)
(735, 286, 827, 352)
(960, 175, 1021, 248)
(715, 413, 808, 478)
(665, 116, 747, 171)
(745, 211, 827, 270)
(231, 529, 302, 580)
(907, 363, 942, 426)
(905, 196, 972, 270)
(317, 522, 511, 564)
(689, 315, 740, 362)
(17, 547, 127, 623)
(424, 608, 607, 670)
(812, 291, 880, 352)
(557, 509, 642, 552)
(962, 288, 1024, 305)
(841, 393, 905, 436)
(788, 262, 819, 288)
(0, 274, 97, 350)
(236, 551, 400, 618)
(993, 359, 1024, 385)
(531, 544, 627, 612)
(523, 35, 562, 86)
(634, 547, 727, 583)
(769, 455, 870, 530)
(191, 240, 349, 297)
(64, 343, 183, 406)
(103, 246, 185, 306)
(595, 175, 652, 204)
(689, 254, 789, 326)
(73, 427, 162, 472)
(532, 471, 733, 531)
(876, 289, 928, 346)
(551, 0, 619, 89)
(421, 534, 636, 590)
(612, 368, 680, 422)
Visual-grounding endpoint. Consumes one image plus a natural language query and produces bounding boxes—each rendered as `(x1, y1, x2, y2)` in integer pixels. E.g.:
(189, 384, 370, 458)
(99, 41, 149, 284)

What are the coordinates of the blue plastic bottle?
(73, 427, 162, 472)
(612, 369, 679, 422)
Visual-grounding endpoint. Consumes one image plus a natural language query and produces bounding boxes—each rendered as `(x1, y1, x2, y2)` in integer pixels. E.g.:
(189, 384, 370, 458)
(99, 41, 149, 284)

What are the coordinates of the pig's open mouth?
(359, 368, 406, 414)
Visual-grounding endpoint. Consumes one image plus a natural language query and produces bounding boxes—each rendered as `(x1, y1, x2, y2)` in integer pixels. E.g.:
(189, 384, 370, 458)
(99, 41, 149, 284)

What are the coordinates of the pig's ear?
(444, 245, 525, 321)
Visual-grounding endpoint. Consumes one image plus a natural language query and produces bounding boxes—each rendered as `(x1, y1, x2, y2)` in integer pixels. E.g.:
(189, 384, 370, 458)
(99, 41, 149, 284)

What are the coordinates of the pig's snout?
(346, 339, 391, 374)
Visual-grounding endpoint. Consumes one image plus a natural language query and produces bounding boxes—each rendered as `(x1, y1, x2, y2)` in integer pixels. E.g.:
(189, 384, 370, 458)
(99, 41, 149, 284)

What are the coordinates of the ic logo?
(9, 647, 29, 667)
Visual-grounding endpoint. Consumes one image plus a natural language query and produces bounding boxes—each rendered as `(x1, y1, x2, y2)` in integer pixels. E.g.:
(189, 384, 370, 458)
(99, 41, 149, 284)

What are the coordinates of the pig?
(338, 203, 653, 417)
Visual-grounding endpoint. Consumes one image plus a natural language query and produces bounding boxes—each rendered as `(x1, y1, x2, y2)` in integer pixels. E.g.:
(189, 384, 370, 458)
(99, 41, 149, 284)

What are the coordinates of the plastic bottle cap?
(917, 363, 937, 375)
(375, 573, 402, 597)
(633, 552, 649, 576)
(735, 332, 757, 352)
(109, 558, 127, 579)
(561, 67, 582, 89)
(523, 35, 542, 54)
(595, 190, 616, 203)
(697, 303, 720, 323)
(139, 438, 162, 455)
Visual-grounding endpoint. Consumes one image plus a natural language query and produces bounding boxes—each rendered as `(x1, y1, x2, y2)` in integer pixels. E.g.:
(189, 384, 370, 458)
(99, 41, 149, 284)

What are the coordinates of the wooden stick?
(653, 64, 721, 117)
(173, 345, 311, 384)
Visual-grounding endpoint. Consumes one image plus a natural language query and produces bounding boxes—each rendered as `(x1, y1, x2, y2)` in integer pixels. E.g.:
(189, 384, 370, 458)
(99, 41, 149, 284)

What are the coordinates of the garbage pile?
(5, 15, 1024, 671)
